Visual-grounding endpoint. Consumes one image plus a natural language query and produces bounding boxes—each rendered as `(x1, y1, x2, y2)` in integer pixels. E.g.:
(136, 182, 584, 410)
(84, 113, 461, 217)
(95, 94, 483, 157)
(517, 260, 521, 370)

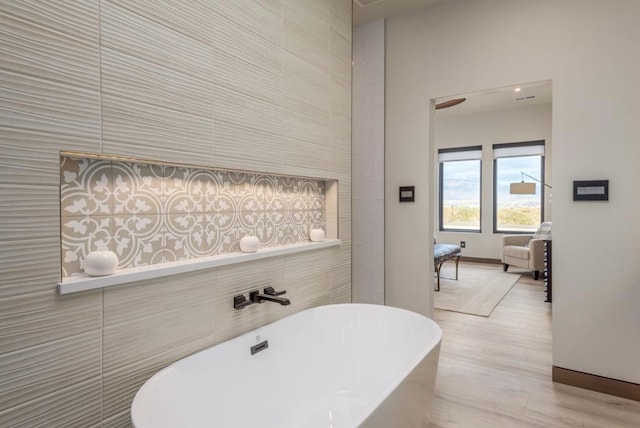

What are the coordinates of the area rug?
(435, 263, 520, 317)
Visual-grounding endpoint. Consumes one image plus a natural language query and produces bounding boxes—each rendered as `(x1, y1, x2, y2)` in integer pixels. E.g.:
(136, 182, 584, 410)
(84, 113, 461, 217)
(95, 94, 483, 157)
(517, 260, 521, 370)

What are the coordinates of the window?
(493, 141, 545, 233)
(439, 146, 482, 232)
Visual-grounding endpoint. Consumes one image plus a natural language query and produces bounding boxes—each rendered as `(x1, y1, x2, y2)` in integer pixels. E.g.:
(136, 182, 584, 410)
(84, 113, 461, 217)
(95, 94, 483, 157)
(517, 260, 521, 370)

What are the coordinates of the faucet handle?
(263, 286, 286, 296)
(233, 294, 254, 310)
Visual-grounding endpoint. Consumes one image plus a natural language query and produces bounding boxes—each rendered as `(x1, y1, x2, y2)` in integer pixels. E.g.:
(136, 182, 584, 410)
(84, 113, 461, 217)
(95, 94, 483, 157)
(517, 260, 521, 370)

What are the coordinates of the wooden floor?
(430, 262, 640, 427)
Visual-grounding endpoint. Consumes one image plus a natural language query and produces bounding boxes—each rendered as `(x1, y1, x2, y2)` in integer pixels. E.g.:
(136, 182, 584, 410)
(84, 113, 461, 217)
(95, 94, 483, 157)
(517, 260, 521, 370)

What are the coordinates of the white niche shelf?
(57, 239, 341, 295)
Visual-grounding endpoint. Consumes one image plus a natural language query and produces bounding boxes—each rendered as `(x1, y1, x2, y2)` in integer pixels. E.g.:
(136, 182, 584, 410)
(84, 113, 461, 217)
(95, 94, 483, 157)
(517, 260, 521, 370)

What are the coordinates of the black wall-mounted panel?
(573, 180, 609, 201)
(399, 186, 415, 202)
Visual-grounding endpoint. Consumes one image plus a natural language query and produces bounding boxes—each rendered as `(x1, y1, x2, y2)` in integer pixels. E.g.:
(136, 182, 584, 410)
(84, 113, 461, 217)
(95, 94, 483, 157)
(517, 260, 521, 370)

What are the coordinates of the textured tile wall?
(0, 0, 351, 426)
(60, 155, 327, 277)
(352, 19, 384, 305)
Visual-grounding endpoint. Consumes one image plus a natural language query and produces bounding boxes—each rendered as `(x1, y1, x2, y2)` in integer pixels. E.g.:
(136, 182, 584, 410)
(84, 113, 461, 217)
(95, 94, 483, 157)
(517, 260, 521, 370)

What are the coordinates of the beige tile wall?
(0, 0, 351, 425)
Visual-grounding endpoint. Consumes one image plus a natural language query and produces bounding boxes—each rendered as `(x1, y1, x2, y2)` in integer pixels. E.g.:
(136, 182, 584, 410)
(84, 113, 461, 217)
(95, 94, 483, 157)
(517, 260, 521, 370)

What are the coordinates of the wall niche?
(60, 153, 338, 281)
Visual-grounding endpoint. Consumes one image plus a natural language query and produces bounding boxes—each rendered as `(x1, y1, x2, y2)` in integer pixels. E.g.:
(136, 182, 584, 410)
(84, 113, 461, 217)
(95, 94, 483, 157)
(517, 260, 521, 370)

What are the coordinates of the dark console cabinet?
(544, 240, 552, 303)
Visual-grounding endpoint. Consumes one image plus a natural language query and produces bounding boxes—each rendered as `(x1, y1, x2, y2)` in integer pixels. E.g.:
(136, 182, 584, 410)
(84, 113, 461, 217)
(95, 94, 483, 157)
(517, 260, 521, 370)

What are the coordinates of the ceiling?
(352, 1, 552, 115)
(434, 80, 552, 117)
(353, 0, 449, 26)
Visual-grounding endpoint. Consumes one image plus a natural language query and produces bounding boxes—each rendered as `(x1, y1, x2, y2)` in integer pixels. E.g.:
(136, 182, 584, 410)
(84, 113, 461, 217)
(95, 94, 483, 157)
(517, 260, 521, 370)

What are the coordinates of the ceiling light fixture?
(514, 87, 522, 92)
(435, 98, 466, 110)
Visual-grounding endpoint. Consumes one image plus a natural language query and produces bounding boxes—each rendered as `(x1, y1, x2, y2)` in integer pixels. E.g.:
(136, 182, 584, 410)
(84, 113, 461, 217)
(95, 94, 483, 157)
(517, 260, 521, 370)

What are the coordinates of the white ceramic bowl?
(310, 228, 326, 242)
(239, 236, 260, 253)
(84, 250, 118, 276)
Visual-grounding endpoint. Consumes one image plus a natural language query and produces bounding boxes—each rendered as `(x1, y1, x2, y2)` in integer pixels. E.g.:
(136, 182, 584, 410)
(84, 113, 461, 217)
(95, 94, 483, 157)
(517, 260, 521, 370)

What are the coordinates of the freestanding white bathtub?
(131, 303, 442, 428)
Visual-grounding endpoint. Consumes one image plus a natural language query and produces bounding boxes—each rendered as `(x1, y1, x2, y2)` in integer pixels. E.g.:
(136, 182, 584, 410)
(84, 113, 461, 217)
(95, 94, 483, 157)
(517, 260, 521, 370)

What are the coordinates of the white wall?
(434, 103, 552, 259)
(385, 0, 640, 384)
(352, 19, 385, 304)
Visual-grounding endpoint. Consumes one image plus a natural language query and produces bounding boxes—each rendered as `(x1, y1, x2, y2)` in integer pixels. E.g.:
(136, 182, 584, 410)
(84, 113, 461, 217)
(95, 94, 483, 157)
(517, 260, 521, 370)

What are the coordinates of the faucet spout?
(249, 290, 291, 305)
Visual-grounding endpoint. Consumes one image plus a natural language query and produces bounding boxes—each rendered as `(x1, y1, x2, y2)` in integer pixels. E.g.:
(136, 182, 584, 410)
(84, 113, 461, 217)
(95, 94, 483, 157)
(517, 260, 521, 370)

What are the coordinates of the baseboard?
(552, 366, 640, 402)
(459, 256, 502, 265)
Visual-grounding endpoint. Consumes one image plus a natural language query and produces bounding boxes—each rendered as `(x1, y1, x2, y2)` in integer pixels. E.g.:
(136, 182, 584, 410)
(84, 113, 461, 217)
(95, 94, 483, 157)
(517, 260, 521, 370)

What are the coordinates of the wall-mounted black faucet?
(249, 287, 290, 305)
(233, 294, 254, 310)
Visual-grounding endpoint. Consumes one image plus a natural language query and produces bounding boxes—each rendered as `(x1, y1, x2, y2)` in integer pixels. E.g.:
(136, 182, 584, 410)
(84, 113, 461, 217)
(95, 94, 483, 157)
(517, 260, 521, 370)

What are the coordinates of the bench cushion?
(434, 244, 461, 264)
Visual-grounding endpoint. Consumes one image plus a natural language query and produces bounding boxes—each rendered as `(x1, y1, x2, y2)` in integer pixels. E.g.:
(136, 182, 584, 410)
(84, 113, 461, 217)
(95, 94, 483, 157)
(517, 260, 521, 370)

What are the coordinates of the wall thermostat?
(573, 180, 609, 201)
(399, 186, 415, 202)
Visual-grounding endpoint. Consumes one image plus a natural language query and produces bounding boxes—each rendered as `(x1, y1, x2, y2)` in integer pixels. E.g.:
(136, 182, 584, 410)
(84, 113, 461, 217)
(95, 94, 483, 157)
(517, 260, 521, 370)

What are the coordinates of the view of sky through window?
(495, 155, 542, 232)
(441, 159, 481, 231)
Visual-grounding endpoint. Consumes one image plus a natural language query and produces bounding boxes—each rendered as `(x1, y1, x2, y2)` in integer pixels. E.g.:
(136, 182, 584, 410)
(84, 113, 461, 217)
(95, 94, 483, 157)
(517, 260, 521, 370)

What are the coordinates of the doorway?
(432, 80, 552, 263)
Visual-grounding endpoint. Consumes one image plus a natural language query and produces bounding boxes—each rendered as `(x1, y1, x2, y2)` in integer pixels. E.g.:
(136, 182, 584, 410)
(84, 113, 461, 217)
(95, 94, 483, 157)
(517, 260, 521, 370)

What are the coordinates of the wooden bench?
(434, 243, 462, 291)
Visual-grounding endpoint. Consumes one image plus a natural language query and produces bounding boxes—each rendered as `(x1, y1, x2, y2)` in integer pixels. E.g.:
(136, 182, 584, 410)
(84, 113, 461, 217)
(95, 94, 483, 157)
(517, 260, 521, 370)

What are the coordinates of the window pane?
(495, 155, 542, 232)
(441, 159, 481, 231)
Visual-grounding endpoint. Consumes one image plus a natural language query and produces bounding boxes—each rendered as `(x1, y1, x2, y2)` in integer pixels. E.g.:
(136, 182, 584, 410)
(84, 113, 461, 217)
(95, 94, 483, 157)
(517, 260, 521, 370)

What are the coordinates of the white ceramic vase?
(309, 228, 326, 242)
(240, 236, 260, 253)
(84, 250, 118, 276)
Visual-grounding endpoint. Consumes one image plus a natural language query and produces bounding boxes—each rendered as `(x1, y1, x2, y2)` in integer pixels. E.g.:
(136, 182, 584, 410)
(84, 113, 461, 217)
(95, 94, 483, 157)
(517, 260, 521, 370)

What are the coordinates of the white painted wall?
(385, 0, 640, 383)
(352, 19, 385, 304)
(434, 103, 553, 259)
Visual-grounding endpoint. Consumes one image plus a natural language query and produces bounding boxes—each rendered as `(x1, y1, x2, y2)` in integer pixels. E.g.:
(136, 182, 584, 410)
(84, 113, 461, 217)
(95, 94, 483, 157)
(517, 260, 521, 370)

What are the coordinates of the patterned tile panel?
(61, 216, 113, 277)
(60, 157, 113, 217)
(112, 214, 164, 267)
(61, 156, 327, 276)
(112, 162, 164, 215)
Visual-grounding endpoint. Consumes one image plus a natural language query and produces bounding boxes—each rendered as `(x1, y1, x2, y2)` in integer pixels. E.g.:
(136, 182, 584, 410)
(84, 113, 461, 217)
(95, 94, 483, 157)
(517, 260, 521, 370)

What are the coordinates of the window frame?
(492, 140, 546, 234)
(438, 145, 483, 233)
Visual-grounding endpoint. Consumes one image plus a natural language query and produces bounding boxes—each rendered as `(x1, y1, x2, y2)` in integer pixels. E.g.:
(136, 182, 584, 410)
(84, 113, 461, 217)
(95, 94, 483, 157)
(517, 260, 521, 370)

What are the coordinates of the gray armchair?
(501, 222, 552, 280)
